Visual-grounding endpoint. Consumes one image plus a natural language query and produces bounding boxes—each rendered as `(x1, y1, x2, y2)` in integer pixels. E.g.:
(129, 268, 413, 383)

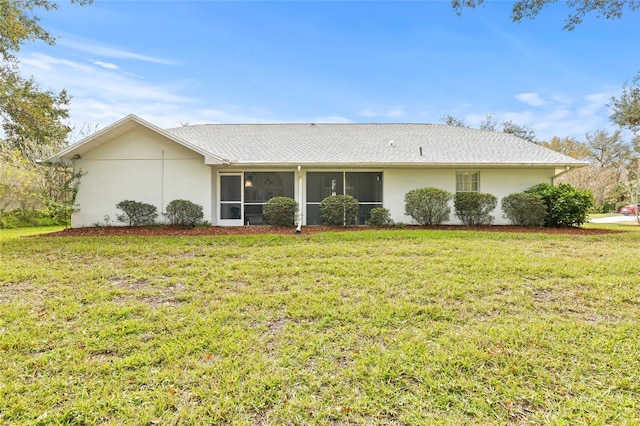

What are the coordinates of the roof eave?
(214, 160, 590, 168)
(47, 114, 228, 164)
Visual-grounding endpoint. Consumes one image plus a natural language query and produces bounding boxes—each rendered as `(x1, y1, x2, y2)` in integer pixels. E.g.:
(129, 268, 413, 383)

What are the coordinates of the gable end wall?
(72, 127, 211, 227)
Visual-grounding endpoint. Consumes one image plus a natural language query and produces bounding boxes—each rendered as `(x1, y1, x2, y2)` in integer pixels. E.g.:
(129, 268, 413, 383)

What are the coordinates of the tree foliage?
(501, 119, 536, 142)
(585, 129, 630, 171)
(0, 149, 41, 213)
(0, 0, 91, 226)
(441, 113, 537, 142)
(538, 136, 591, 160)
(0, 0, 92, 60)
(0, 144, 82, 226)
(440, 113, 467, 128)
(1, 71, 71, 161)
(452, 0, 639, 31)
(610, 72, 640, 132)
(1, 0, 91, 161)
(543, 131, 638, 213)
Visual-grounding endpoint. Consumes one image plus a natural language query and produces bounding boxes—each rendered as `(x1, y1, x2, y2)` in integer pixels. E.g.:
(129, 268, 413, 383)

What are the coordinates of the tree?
(1, 71, 71, 162)
(502, 120, 536, 142)
(0, 149, 41, 213)
(440, 113, 467, 127)
(585, 129, 630, 170)
(1, 1, 90, 161)
(538, 136, 591, 160)
(610, 72, 640, 132)
(440, 113, 536, 141)
(479, 113, 498, 132)
(1, 1, 92, 62)
(452, 0, 639, 31)
(0, 0, 91, 226)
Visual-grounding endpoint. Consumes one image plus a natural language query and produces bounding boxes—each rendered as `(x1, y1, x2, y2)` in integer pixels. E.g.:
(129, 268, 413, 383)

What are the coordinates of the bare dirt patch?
(41, 225, 619, 237)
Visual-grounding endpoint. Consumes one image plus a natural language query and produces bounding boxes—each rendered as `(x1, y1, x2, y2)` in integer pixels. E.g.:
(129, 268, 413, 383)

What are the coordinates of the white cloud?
(17, 52, 198, 132)
(57, 37, 176, 65)
(91, 60, 119, 70)
(21, 53, 94, 73)
(18, 50, 323, 137)
(512, 91, 614, 140)
(454, 89, 619, 141)
(515, 92, 545, 107)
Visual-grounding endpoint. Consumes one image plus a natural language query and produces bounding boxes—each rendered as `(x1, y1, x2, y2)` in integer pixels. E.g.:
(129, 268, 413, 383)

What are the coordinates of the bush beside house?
(263, 197, 298, 227)
(404, 187, 452, 225)
(368, 207, 393, 226)
(319, 195, 359, 226)
(453, 192, 498, 226)
(166, 199, 204, 227)
(501, 193, 547, 227)
(525, 183, 593, 227)
(116, 200, 158, 226)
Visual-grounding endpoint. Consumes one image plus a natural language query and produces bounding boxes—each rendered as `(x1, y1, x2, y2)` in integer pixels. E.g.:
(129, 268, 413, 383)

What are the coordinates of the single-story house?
(48, 114, 587, 228)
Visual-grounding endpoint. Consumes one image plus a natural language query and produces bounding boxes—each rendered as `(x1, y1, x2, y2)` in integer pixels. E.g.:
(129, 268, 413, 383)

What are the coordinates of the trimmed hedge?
(319, 195, 359, 226)
(404, 187, 452, 225)
(116, 200, 158, 226)
(454, 192, 497, 226)
(525, 183, 593, 227)
(368, 207, 393, 226)
(263, 197, 298, 227)
(501, 192, 547, 227)
(166, 199, 204, 227)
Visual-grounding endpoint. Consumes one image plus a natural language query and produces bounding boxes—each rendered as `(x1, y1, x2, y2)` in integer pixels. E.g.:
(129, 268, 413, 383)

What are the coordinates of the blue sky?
(18, 1, 640, 141)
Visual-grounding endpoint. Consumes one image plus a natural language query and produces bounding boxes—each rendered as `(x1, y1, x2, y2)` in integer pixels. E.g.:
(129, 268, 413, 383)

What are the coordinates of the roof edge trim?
(47, 114, 228, 164)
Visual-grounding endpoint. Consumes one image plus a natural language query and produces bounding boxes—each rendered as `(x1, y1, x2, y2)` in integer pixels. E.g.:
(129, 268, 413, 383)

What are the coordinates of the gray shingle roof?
(165, 123, 585, 167)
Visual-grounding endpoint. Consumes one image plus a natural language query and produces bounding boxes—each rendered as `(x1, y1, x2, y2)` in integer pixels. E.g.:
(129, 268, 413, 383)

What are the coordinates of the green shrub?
(404, 187, 452, 225)
(501, 192, 547, 227)
(368, 207, 393, 226)
(319, 195, 359, 226)
(166, 199, 204, 227)
(116, 200, 158, 226)
(0, 208, 63, 229)
(525, 183, 594, 227)
(454, 192, 498, 226)
(263, 196, 298, 227)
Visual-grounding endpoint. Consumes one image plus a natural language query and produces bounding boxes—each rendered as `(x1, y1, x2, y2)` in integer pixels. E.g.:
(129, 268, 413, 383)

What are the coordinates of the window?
(306, 172, 383, 225)
(456, 172, 479, 192)
(243, 172, 294, 224)
(220, 175, 242, 220)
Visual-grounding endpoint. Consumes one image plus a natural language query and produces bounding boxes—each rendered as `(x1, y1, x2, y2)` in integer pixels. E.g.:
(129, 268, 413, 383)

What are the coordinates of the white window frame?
(456, 171, 480, 192)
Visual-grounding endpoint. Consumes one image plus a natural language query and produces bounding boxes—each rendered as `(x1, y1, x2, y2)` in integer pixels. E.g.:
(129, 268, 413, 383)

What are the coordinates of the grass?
(1, 226, 639, 425)
(0, 225, 64, 241)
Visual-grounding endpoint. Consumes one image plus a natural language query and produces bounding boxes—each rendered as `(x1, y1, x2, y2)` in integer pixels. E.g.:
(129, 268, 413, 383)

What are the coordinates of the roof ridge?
(166, 122, 443, 129)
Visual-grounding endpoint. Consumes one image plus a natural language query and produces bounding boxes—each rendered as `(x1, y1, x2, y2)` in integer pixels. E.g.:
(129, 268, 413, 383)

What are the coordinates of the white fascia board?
(213, 161, 590, 169)
(46, 114, 228, 165)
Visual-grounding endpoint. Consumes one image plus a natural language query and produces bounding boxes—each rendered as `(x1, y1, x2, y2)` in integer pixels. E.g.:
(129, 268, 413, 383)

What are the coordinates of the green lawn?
(1, 227, 639, 425)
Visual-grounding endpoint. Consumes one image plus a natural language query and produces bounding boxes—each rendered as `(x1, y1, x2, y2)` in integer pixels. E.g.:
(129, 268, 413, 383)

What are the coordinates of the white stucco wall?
(72, 127, 212, 227)
(72, 134, 560, 229)
(383, 167, 554, 225)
